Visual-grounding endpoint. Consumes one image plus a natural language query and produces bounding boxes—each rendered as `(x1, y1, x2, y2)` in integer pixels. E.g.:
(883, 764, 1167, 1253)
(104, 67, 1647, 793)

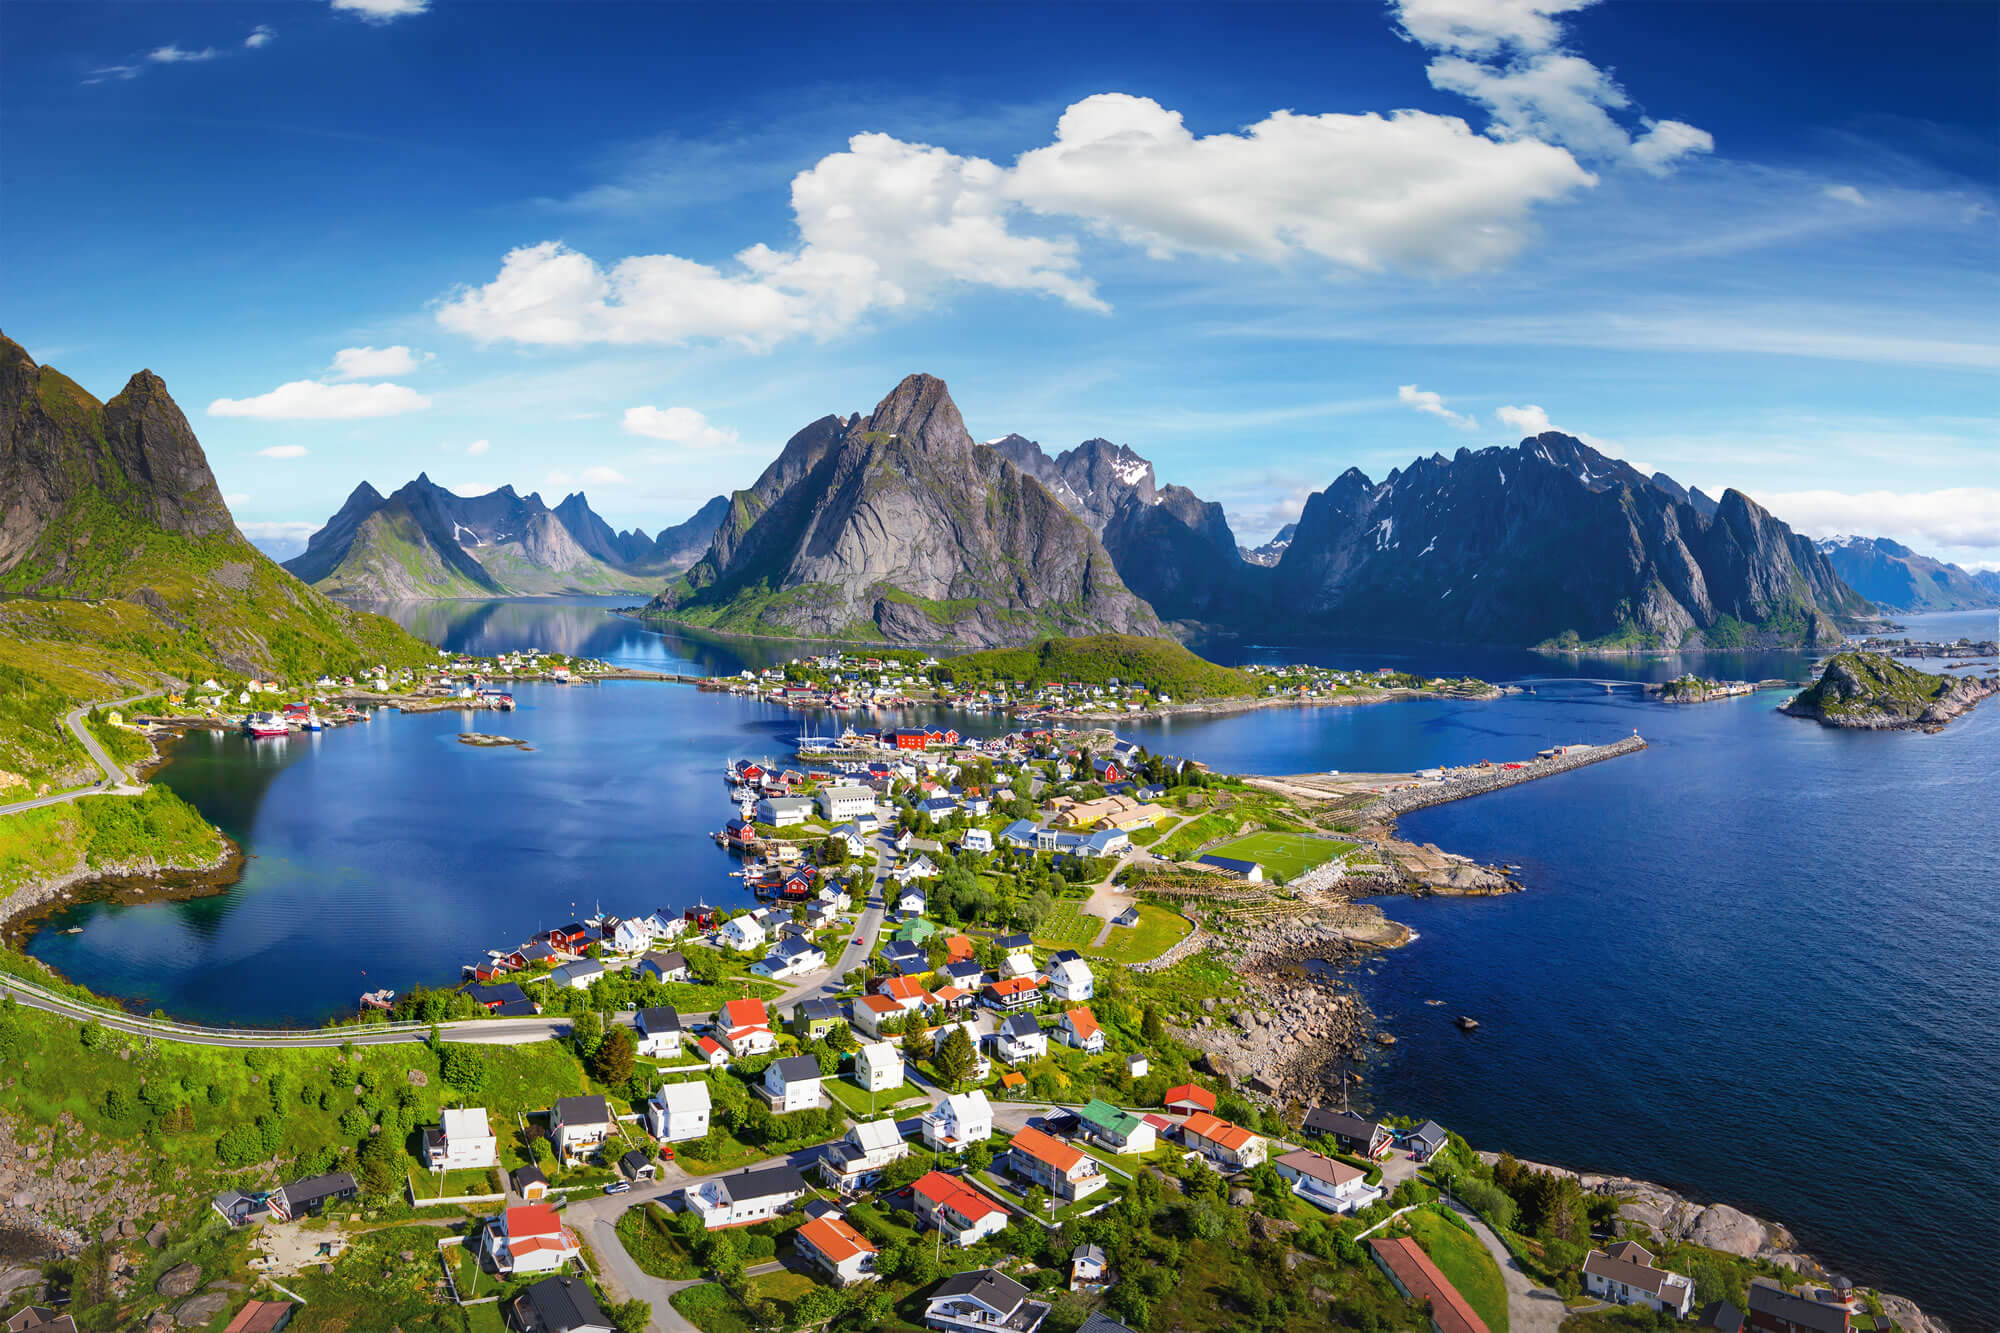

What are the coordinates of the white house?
(1582, 1242, 1695, 1318)
(1047, 957, 1095, 1003)
(1180, 1111, 1267, 1170)
(756, 796, 814, 826)
(1272, 1148, 1381, 1214)
(550, 1095, 615, 1164)
(850, 993, 905, 1040)
(1125, 1053, 1150, 1079)
(993, 1014, 1047, 1065)
(717, 997, 777, 1059)
(816, 883, 851, 911)
(638, 950, 689, 983)
(761, 1055, 823, 1113)
(816, 784, 876, 822)
(546, 959, 604, 991)
(718, 914, 767, 952)
(752, 935, 825, 980)
(923, 1268, 1049, 1333)
(854, 1040, 904, 1093)
(795, 1211, 879, 1285)
(423, 1107, 497, 1171)
(1057, 1007, 1104, 1053)
(638, 912, 688, 942)
(646, 1080, 711, 1143)
(961, 828, 993, 853)
(632, 1007, 682, 1059)
(683, 1163, 808, 1230)
(482, 1203, 581, 1276)
(921, 1090, 994, 1152)
(1006, 1125, 1107, 1203)
(912, 1173, 1010, 1248)
(818, 1116, 910, 1193)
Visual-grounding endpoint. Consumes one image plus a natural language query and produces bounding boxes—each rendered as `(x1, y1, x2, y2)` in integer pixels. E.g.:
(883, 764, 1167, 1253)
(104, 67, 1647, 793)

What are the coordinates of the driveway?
(1445, 1198, 1568, 1333)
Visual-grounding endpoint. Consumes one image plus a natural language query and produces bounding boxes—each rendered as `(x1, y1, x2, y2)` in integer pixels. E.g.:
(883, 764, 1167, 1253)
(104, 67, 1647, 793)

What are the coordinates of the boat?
(358, 988, 396, 1010)
(304, 713, 325, 731)
(61, 926, 83, 935)
(243, 712, 289, 738)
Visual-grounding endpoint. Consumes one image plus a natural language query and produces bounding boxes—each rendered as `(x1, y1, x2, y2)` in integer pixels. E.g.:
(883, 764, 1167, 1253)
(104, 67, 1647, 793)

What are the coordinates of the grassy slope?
(316, 504, 496, 600)
(940, 633, 1261, 699)
(1403, 1207, 1510, 1333)
(1793, 651, 1956, 720)
(0, 786, 227, 892)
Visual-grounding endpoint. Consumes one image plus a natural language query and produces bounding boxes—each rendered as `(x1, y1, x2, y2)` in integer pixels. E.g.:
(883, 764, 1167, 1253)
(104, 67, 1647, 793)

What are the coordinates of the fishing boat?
(304, 712, 325, 731)
(243, 712, 289, 738)
(358, 988, 396, 1010)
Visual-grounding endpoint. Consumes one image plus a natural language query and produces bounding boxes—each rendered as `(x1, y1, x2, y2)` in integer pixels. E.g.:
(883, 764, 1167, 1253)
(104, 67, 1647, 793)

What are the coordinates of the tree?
(935, 1025, 976, 1090)
(591, 1026, 636, 1085)
(570, 1010, 604, 1060)
(901, 1019, 931, 1065)
(1141, 1005, 1166, 1044)
(610, 1299, 651, 1333)
(806, 1039, 840, 1078)
(357, 1134, 400, 1196)
(438, 1044, 487, 1099)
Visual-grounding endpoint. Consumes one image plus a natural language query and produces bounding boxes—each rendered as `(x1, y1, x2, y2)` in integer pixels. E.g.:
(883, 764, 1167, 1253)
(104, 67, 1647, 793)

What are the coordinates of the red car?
(852, 936, 865, 946)
(659, 1145, 675, 1161)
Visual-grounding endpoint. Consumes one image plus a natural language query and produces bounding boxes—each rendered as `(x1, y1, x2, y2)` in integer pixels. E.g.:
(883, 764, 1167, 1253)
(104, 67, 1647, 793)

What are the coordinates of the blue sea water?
(25, 602, 1998, 1326)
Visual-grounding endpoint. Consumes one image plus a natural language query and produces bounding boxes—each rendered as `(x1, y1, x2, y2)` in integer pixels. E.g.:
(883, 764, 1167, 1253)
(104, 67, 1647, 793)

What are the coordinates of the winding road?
(0, 693, 153, 817)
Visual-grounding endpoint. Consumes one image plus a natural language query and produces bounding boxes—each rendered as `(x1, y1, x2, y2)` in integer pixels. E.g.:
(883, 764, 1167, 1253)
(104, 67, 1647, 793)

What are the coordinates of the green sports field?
(1203, 831, 1356, 881)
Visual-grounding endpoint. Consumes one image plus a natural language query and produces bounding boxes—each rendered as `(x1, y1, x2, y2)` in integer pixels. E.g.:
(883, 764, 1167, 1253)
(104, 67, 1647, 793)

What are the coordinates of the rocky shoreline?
(0, 838, 241, 942)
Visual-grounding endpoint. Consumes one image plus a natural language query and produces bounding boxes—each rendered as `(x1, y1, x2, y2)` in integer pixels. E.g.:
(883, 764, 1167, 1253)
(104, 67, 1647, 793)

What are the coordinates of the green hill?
(936, 633, 1262, 699)
(0, 333, 432, 795)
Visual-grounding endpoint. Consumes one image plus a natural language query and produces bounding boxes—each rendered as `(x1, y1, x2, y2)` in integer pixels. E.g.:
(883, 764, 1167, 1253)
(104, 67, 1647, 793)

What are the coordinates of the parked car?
(603, 1181, 632, 1195)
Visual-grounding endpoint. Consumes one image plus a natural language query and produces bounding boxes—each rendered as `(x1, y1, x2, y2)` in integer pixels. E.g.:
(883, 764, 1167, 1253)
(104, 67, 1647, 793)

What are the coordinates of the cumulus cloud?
(1755, 488, 2000, 555)
(148, 44, 219, 63)
(622, 405, 740, 448)
(329, 345, 429, 379)
(1398, 383, 1478, 429)
(331, 0, 429, 20)
(256, 445, 309, 459)
(1495, 403, 1555, 435)
(245, 25, 276, 48)
(1823, 184, 1868, 207)
(465, 439, 491, 456)
(209, 380, 431, 420)
(1396, 0, 1712, 174)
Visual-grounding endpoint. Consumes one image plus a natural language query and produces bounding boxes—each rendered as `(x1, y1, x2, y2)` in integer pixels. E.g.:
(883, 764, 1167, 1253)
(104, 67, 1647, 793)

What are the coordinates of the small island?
(1781, 651, 1999, 731)
(456, 732, 531, 749)
(1649, 674, 1759, 703)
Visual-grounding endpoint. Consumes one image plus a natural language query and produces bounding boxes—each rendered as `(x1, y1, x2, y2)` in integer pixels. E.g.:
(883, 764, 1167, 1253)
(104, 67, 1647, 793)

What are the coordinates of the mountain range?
(1813, 535, 1999, 613)
(283, 478, 727, 599)
(648, 375, 1160, 646)
(0, 332, 427, 792)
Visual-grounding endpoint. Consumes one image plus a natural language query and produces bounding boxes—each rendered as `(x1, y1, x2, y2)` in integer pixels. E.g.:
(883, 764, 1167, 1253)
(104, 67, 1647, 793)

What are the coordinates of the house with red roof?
(911, 1170, 1009, 1247)
(1369, 1235, 1491, 1333)
(482, 1203, 582, 1276)
(1180, 1110, 1267, 1169)
(794, 1212, 879, 1285)
(1164, 1083, 1216, 1115)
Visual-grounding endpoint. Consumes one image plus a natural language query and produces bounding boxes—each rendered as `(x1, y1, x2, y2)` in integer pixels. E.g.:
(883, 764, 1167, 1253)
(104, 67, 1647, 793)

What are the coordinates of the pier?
(1367, 733, 1649, 817)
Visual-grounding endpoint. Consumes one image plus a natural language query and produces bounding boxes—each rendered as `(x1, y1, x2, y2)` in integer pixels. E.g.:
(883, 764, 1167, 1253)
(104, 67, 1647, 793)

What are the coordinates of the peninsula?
(1781, 651, 2000, 730)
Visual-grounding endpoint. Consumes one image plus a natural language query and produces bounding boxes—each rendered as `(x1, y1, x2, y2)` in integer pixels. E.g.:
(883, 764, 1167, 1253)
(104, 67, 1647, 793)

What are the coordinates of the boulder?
(174, 1289, 231, 1327)
(156, 1261, 202, 1298)
(1228, 1187, 1254, 1208)
(406, 1070, 427, 1087)
(145, 1222, 170, 1248)
(1687, 1203, 1764, 1258)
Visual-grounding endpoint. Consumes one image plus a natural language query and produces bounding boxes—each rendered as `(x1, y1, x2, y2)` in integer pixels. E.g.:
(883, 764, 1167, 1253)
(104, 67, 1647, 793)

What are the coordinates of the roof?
(999, 1071, 1027, 1089)
(1010, 1124, 1089, 1173)
(504, 1203, 563, 1238)
(620, 1149, 652, 1172)
(1181, 1110, 1261, 1153)
(798, 1212, 877, 1264)
(857, 1039, 901, 1066)
(715, 1163, 809, 1203)
(1410, 1119, 1450, 1144)
(552, 1094, 613, 1126)
(794, 997, 842, 1022)
(849, 1117, 904, 1153)
(494, 999, 538, 1017)
(1583, 1246, 1683, 1299)
(441, 1107, 490, 1140)
(1697, 1301, 1745, 1332)
(656, 1081, 710, 1112)
(1197, 854, 1262, 874)
(913, 1170, 1007, 1222)
(942, 1090, 992, 1122)
(999, 1013, 1042, 1038)
(516, 1276, 609, 1333)
(222, 1301, 295, 1333)
(1368, 1235, 1491, 1333)
(1078, 1316, 1139, 1333)
(1079, 1098, 1141, 1135)
(987, 976, 1042, 998)
(1273, 1148, 1364, 1188)
(1063, 1007, 1100, 1040)
(635, 1006, 680, 1032)
(857, 994, 902, 1017)
(1304, 1108, 1383, 1139)
(945, 934, 975, 961)
(1746, 1283, 1848, 1333)
(771, 1054, 821, 1084)
(721, 998, 768, 1027)
(511, 1163, 548, 1189)
(997, 932, 1033, 950)
(1164, 1083, 1216, 1111)
(881, 976, 930, 1001)
(280, 1171, 355, 1205)
(930, 1267, 1029, 1313)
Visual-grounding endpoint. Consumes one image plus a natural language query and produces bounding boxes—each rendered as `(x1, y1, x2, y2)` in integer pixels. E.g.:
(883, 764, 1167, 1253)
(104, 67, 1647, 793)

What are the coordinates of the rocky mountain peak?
(861, 373, 973, 453)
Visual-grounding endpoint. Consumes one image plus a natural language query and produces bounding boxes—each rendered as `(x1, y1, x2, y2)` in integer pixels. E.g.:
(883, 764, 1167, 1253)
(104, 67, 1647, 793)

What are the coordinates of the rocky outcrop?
(1782, 652, 1999, 730)
(1270, 433, 1871, 649)
(652, 375, 1163, 646)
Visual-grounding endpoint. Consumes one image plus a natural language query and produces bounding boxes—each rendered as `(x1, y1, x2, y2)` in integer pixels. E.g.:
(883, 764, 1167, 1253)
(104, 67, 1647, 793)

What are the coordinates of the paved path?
(1446, 1198, 1568, 1333)
(0, 694, 153, 817)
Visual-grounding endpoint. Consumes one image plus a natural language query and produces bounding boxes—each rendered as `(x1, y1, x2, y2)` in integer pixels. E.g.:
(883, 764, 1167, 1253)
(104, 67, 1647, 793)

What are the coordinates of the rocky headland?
(1782, 651, 1999, 730)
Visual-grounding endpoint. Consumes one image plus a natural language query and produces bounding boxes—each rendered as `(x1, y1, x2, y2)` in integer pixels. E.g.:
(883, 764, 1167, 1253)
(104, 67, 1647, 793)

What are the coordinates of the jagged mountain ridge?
(285, 477, 724, 599)
(651, 375, 1161, 646)
(1269, 433, 1872, 649)
(1813, 535, 2000, 613)
(1240, 523, 1296, 566)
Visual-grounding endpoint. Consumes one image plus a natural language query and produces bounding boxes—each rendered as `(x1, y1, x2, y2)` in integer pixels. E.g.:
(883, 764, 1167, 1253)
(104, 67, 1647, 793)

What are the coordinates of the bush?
(1456, 1177, 1518, 1233)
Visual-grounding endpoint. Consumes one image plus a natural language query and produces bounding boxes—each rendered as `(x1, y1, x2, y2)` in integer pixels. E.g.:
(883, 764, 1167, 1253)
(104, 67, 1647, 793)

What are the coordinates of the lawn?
(824, 1076, 930, 1116)
(615, 1201, 702, 1279)
(407, 1166, 505, 1202)
(1033, 900, 1102, 951)
(1090, 902, 1191, 965)
(1402, 1206, 1509, 1333)
(1203, 830, 1356, 882)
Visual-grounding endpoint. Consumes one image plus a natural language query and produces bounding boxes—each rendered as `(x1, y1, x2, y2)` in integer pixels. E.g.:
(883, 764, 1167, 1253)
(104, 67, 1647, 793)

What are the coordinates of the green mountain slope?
(937, 633, 1263, 698)
(0, 332, 432, 795)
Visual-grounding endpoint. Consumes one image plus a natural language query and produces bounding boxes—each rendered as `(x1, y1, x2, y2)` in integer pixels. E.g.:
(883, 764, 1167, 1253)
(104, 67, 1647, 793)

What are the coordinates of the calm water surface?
(27, 602, 1997, 1326)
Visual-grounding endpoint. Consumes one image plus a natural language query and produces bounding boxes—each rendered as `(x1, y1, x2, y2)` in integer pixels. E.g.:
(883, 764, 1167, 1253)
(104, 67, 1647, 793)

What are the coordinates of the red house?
(548, 924, 589, 949)
(890, 730, 929, 751)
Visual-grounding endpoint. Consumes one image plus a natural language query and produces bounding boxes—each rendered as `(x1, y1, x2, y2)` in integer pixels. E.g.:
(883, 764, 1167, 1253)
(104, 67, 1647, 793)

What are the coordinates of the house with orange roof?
(794, 1211, 879, 1285)
(875, 975, 937, 1012)
(851, 993, 907, 1039)
(482, 1203, 582, 1276)
(1164, 1083, 1216, 1115)
(944, 934, 976, 963)
(1006, 1125, 1108, 1203)
(1180, 1110, 1267, 1170)
(911, 1170, 1010, 1247)
(717, 998, 777, 1058)
(1057, 1007, 1104, 1053)
(983, 976, 1044, 1011)
(1368, 1235, 1491, 1333)
(693, 1034, 728, 1067)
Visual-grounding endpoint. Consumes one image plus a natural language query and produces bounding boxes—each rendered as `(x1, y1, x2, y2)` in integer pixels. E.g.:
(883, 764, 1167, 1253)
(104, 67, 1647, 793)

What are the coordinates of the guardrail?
(0, 971, 442, 1041)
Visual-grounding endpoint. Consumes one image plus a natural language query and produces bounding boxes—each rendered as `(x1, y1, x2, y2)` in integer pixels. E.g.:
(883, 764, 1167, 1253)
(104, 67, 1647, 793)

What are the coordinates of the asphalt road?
(0, 693, 153, 817)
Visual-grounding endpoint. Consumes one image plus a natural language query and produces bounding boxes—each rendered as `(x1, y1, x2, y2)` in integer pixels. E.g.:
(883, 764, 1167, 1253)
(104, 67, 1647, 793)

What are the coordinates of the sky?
(4, 0, 1996, 567)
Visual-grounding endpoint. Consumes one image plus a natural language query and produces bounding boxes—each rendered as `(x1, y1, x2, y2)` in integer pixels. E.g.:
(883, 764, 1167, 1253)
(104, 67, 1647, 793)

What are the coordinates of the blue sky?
(5, 0, 1996, 566)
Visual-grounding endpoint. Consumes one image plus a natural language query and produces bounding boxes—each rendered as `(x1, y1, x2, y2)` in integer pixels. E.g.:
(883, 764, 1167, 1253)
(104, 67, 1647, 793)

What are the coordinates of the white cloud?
(622, 405, 739, 448)
(449, 482, 499, 497)
(582, 466, 626, 485)
(1398, 383, 1478, 429)
(465, 439, 491, 456)
(1495, 403, 1554, 435)
(147, 44, 219, 63)
(83, 65, 141, 84)
(1755, 488, 2000, 555)
(1396, 0, 1711, 174)
(331, 0, 429, 21)
(245, 25, 276, 47)
(256, 445, 309, 459)
(209, 380, 431, 420)
(329, 344, 429, 379)
(1823, 184, 1868, 207)
(223, 493, 251, 506)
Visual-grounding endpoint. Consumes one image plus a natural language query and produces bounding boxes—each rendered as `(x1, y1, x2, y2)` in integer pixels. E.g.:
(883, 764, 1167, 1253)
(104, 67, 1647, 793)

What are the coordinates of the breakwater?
(1365, 733, 1648, 818)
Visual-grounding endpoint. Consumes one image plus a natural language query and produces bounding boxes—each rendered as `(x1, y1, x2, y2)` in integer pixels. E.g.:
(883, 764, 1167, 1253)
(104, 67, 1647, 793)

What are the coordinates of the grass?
(938, 634, 1266, 701)
(1155, 811, 1243, 861)
(1203, 831, 1355, 882)
(1033, 900, 1101, 950)
(408, 1166, 505, 1200)
(1090, 902, 1191, 965)
(671, 1282, 754, 1333)
(615, 1201, 702, 1279)
(1402, 1206, 1510, 1333)
(824, 1076, 929, 1116)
